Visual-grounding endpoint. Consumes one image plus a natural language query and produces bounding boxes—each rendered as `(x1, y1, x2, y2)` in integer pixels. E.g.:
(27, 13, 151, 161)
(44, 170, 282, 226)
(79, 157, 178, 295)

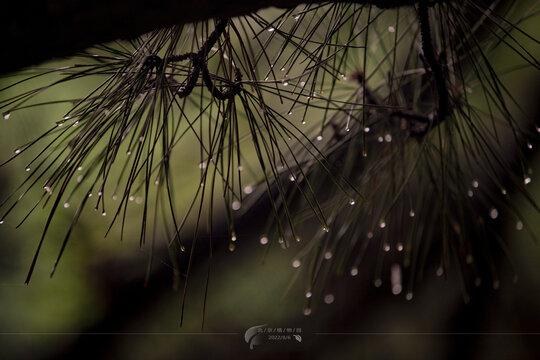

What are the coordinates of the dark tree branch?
(2, 0, 443, 74)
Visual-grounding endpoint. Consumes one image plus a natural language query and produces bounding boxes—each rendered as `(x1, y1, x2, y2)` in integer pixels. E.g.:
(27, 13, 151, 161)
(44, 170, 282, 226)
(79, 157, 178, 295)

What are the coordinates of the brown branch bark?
(2, 0, 426, 74)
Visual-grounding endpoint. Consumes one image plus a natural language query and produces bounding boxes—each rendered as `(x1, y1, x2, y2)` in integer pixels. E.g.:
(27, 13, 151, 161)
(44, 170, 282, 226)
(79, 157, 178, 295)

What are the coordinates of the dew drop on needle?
(324, 294, 335, 304)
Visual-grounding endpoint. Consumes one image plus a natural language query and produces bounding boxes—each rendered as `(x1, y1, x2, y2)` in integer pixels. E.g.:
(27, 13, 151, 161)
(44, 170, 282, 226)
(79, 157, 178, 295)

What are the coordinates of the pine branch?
(2, 0, 444, 73)
(1, 0, 537, 320)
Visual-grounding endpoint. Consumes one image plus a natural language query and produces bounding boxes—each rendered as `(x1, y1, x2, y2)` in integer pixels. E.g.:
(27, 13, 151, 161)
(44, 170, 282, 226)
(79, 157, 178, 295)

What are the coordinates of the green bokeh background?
(0, 3, 539, 359)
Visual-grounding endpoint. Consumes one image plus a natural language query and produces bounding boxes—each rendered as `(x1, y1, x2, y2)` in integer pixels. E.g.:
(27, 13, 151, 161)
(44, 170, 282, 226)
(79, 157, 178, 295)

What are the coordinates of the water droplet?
(301, 120, 306, 125)
(0, 220, 3, 224)
(384, 244, 390, 252)
(295, 236, 301, 242)
(396, 243, 403, 252)
(44, 186, 51, 193)
(524, 177, 531, 185)
(472, 179, 479, 188)
(303, 308, 311, 316)
(289, 175, 295, 182)
(154, 179, 159, 185)
(322, 226, 329, 233)
(288, 111, 293, 115)
(25, 167, 30, 172)
(324, 251, 332, 260)
(244, 185, 253, 194)
(268, 28, 275, 32)
(409, 209, 415, 217)
(198, 162, 207, 169)
(405, 292, 413, 301)
(436, 267, 444, 277)
(238, 165, 243, 171)
(305, 291, 312, 298)
(350, 267, 358, 276)
(364, 127, 370, 133)
(98, 191, 103, 197)
(77, 175, 83, 183)
(489, 208, 498, 219)
(292, 259, 301, 268)
(64, 202, 70, 208)
(101, 211, 107, 216)
(232, 201, 241, 210)
(3, 112, 11, 120)
(14, 149, 21, 154)
(294, 15, 300, 21)
(384, 134, 392, 142)
(324, 294, 335, 304)
(260, 236, 268, 245)
(349, 199, 355, 205)
(527, 142, 533, 149)
(536, 126, 540, 133)
(367, 232, 373, 239)
(231, 233, 237, 242)
(112, 195, 117, 201)
(126, 151, 132, 156)
(388, 26, 395, 33)
(282, 80, 289, 86)
(516, 220, 523, 230)
(379, 220, 386, 228)
(228, 243, 235, 252)
(316, 135, 323, 141)
(135, 197, 143, 204)
(467, 189, 474, 197)
(374, 279, 382, 287)
(377, 136, 384, 142)
(129, 195, 135, 201)
(280, 67, 285, 72)
(501, 188, 507, 195)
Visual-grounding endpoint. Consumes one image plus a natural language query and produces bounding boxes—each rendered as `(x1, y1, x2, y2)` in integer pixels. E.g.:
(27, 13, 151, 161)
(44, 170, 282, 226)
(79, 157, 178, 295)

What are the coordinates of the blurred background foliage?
(0, 1, 539, 359)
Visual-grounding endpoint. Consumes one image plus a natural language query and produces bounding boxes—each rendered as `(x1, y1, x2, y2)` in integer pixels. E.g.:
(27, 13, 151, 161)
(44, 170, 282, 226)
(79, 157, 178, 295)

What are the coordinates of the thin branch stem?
(418, 0, 449, 124)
